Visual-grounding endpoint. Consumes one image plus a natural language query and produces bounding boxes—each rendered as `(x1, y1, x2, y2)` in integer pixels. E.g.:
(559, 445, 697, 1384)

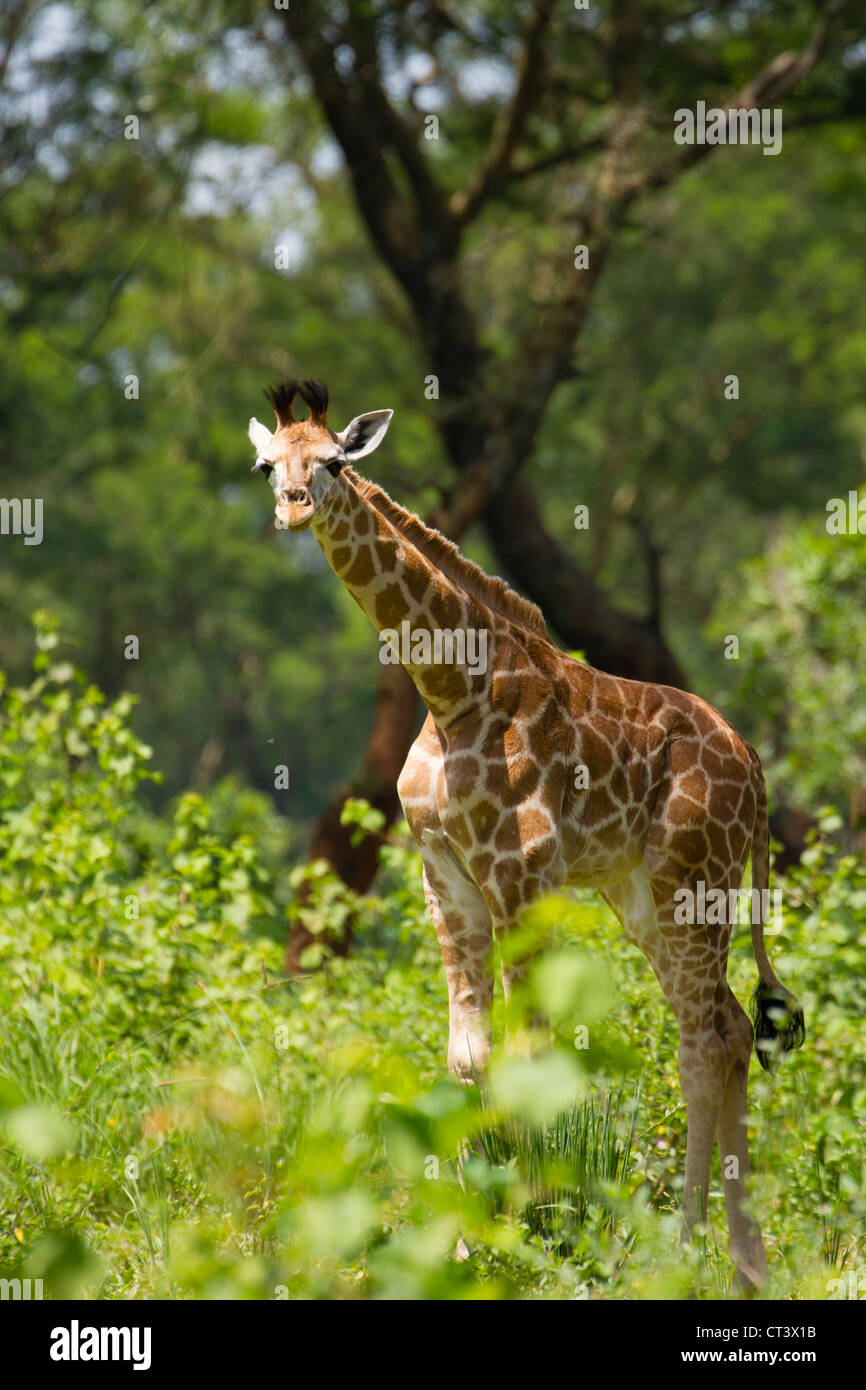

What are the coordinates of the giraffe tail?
(748, 753, 805, 1072)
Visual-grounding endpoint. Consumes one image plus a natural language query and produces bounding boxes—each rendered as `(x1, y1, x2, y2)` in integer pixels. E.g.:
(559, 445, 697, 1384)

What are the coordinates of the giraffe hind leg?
(715, 986, 767, 1288)
(654, 879, 768, 1288)
(603, 866, 767, 1287)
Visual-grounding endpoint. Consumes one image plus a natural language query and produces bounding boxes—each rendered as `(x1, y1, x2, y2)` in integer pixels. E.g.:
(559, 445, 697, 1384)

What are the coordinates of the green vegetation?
(1, 625, 864, 1299)
(2, 0, 866, 1304)
(713, 521, 866, 813)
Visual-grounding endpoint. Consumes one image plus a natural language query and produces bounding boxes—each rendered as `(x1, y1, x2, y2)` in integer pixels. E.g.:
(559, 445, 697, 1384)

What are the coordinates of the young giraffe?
(248, 379, 804, 1287)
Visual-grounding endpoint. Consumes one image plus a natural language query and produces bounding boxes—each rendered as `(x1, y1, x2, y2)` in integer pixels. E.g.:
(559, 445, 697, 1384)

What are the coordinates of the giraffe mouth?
(276, 502, 315, 531)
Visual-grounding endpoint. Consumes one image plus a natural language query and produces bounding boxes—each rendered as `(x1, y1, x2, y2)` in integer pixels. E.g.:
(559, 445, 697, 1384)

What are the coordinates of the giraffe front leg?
(422, 859, 493, 1083)
(606, 869, 742, 1277)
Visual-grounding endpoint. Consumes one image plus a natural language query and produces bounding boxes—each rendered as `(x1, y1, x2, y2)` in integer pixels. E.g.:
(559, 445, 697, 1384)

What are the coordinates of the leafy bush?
(711, 519, 866, 813)
(1, 620, 865, 1299)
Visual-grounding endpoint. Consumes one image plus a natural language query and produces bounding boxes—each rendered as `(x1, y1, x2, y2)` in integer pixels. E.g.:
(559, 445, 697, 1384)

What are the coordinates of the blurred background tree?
(1, 0, 865, 959)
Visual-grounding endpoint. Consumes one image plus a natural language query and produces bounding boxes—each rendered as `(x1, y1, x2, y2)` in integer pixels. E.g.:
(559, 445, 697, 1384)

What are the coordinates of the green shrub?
(1, 620, 865, 1300)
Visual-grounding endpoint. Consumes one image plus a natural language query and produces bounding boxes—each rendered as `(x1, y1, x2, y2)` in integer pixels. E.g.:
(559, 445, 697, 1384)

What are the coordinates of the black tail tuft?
(752, 979, 806, 1072)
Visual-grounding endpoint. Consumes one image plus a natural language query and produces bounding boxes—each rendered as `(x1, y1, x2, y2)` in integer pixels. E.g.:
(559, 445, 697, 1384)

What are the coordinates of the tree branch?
(783, 101, 866, 132)
(618, 0, 848, 205)
(484, 478, 685, 685)
(630, 515, 664, 635)
(450, 0, 557, 227)
(285, 6, 485, 449)
(509, 138, 606, 182)
(285, 10, 444, 295)
(474, 0, 851, 530)
(342, 5, 458, 250)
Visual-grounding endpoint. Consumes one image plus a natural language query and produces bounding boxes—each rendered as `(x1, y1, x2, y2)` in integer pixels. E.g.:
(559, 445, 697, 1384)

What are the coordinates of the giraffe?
(247, 378, 805, 1288)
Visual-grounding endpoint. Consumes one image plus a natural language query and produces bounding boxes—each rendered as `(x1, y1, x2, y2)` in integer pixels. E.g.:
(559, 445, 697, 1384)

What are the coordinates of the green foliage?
(710, 518, 866, 811)
(0, 616, 284, 1049)
(1, 634, 865, 1300)
(1, 0, 865, 835)
(2, 0, 866, 1299)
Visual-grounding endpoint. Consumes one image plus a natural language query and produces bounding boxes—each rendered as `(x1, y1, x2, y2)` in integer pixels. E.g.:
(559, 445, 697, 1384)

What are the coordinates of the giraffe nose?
(279, 486, 311, 507)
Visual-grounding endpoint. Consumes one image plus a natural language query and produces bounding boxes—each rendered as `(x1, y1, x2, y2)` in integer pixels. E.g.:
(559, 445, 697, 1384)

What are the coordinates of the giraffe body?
(247, 380, 803, 1288)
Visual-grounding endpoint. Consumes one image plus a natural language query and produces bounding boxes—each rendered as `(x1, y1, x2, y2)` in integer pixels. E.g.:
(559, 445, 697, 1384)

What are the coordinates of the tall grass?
(475, 1081, 641, 1252)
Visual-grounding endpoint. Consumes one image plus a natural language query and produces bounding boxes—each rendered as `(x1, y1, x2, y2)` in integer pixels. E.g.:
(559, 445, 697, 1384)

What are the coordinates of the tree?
(272, 0, 865, 962)
(2, 2, 865, 961)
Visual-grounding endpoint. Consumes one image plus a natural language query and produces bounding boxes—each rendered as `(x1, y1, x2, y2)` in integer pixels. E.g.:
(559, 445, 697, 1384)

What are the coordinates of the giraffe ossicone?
(247, 378, 804, 1289)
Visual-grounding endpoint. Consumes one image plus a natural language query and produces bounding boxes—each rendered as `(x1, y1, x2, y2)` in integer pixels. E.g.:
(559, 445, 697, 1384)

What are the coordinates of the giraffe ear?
(248, 417, 274, 455)
(337, 410, 393, 461)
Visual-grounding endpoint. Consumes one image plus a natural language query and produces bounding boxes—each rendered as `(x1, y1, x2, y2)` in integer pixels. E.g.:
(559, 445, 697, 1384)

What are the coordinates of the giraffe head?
(248, 379, 393, 531)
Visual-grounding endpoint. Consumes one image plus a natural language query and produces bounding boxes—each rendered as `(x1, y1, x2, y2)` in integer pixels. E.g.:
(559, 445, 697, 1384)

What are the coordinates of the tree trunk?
(484, 479, 685, 686)
(279, 0, 831, 961)
(285, 661, 418, 971)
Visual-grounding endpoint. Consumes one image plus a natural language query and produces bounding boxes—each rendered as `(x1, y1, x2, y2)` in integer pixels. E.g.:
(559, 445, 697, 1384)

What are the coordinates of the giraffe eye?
(325, 459, 343, 478)
(253, 458, 274, 479)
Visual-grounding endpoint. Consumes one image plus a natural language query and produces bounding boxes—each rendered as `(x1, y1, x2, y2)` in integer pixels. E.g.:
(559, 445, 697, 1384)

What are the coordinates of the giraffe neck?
(310, 472, 495, 724)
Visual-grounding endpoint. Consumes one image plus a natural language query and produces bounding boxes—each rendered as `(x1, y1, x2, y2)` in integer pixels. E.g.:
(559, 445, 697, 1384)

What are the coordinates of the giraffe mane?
(344, 469, 548, 638)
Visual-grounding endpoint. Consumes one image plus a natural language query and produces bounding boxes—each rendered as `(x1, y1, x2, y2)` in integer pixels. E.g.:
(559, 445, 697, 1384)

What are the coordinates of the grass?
(476, 1081, 641, 1252)
(1, 644, 864, 1299)
(2, 860, 864, 1300)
